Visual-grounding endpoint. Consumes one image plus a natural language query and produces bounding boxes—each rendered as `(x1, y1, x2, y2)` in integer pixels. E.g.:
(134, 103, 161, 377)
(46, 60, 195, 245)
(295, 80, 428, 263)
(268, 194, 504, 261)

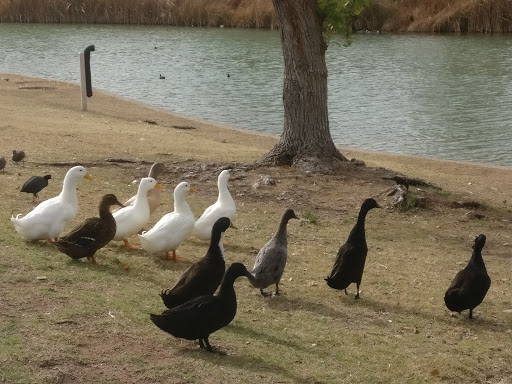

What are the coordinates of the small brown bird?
(0, 156, 6, 171)
(12, 150, 26, 163)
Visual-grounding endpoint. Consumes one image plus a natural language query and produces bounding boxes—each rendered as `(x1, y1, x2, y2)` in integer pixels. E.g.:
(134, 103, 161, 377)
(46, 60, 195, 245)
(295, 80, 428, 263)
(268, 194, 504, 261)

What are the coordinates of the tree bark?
(261, 0, 347, 171)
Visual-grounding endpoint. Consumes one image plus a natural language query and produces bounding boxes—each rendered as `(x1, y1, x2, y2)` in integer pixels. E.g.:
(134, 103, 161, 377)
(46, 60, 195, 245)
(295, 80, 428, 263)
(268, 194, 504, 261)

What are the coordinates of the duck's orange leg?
(165, 250, 187, 262)
(87, 256, 97, 264)
(123, 239, 139, 250)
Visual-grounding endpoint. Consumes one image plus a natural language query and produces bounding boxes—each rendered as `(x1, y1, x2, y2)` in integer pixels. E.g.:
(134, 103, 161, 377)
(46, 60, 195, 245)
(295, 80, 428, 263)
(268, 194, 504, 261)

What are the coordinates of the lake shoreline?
(1, 72, 511, 206)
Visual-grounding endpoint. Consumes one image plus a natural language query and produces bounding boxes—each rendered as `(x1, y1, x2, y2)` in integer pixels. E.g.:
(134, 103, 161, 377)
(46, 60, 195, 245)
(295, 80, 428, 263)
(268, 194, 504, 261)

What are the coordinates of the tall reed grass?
(355, 0, 512, 33)
(0, 0, 511, 33)
(0, 0, 277, 28)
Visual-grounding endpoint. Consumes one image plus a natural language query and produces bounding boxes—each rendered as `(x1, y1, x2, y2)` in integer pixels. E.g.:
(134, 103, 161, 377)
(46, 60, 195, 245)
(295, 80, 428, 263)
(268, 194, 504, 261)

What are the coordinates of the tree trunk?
(261, 0, 348, 171)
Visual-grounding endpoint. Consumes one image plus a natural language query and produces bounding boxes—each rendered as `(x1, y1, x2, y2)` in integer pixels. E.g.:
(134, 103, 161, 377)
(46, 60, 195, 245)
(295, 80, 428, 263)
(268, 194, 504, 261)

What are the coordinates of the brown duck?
(53, 194, 124, 263)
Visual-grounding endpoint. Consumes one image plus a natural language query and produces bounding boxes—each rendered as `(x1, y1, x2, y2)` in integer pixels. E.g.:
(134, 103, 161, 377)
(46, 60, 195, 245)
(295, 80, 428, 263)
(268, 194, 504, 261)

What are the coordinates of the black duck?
(0, 156, 6, 171)
(150, 262, 250, 354)
(444, 234, 491, 319)
(325, 198, 381, 298)
(12, 150, 26, 163)
(20, 174, 51, 200)
(53, 194, 124, 263)
(247, 208, 298, 296)
(160, 217, 231, 309)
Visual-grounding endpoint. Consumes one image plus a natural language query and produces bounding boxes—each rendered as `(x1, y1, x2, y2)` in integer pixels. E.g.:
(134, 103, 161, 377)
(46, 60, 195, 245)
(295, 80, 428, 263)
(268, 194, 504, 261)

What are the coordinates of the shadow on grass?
(180, 334, 326, 384)
(266, 293, 510, 334)
(224, 323, 309, 353)
(266, 295, 346, 320)
(215, 352, 326, 384)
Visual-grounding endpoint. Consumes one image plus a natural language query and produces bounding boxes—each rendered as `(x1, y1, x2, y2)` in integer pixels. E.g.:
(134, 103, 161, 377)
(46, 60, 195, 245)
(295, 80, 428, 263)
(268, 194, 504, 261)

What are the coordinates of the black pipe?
(84, 45, 95, 97)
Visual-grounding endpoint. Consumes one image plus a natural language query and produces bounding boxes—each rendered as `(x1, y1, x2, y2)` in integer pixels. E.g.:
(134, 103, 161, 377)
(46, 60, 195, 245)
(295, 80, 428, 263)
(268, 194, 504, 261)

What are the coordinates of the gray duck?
(53, 194, 124, 263)
(247, 208, 298, 296)
(150, 262, 250, 354)
(20, 174, 51, 200)
(444, 234, 491, 319)
(325, 198, 381, 298)
(160, 217, 231, 309)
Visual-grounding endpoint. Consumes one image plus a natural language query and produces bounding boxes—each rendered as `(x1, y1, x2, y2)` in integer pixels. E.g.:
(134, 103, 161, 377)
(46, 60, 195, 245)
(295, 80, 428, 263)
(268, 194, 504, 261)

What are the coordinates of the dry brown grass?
(1, 74, 512, 383)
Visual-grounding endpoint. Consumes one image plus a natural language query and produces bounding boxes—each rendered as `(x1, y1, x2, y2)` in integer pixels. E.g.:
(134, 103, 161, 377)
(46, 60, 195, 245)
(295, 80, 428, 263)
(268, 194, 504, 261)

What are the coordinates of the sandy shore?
(1, 73, 511, 206)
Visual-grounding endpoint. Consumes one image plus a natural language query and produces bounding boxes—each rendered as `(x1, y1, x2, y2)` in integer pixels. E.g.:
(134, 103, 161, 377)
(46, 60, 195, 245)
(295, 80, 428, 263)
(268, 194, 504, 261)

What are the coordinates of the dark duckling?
(444, 234, 491, 319)
(53, 194, 124, 264)
(12, 150, 26, 163)
(20, 174, 51, 200)
(160, 217, 231, 309)
(325, 198, 381, 298)
(0, 156, 6, 171)
(150, 262, 250, 354)
(247, 209, 299, 296)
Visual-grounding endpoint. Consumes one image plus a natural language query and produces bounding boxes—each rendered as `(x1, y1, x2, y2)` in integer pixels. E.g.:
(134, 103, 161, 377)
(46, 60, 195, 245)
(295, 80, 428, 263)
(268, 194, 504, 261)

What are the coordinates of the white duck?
(112, 177, 163, 249)
(139, 181, 196, 261)
(123, 162, 166, 214)
(192, 169, 236, 241)
(11, 166, 92, 241)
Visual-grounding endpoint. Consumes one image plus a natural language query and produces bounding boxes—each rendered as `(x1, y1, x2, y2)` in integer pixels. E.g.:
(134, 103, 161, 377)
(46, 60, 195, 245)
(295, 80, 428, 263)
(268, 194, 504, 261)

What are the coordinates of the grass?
(1, 75, 512, 383)
(303, 211, 318, 224)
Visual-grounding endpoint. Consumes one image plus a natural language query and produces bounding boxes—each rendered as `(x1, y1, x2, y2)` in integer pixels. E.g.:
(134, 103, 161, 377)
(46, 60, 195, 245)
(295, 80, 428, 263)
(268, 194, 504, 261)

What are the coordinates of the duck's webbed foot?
(200, 338, 226, 355)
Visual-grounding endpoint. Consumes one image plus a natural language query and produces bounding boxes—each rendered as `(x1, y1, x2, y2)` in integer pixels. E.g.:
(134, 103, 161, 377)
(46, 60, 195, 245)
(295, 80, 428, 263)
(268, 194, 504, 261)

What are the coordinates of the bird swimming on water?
(20, 174, 51, 200)
(159, 74, 165, 79)
(325, 198, 381, 299)
(444, 234, 491, 319)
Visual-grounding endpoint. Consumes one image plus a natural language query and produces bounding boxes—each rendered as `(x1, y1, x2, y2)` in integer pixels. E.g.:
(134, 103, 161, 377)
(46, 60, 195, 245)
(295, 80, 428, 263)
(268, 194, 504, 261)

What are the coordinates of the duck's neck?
(174, 193, 193, 216)
(133, 187, 150, 212)
(350, 207, 370, 239)
(274, 216, 290, 245)
(99, 202, 115, 222)
(147, 187, 161, 200)
(208, 232, 225, 260)
(469, 247, 486, 269)
(217, 271, 237, 298)
(217, 181, 233, 204)
(58, 175, 79, 205)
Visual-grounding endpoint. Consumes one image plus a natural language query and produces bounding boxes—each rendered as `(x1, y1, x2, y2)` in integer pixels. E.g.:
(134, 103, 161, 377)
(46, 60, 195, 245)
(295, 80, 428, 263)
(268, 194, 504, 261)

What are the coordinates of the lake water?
(1, 24, 511, 166)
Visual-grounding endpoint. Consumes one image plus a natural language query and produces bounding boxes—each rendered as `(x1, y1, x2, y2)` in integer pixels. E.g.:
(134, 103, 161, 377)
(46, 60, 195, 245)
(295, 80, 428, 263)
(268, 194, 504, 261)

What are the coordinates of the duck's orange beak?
(189, 187, 198, 193)
(85, 173, 93, 181)
(154, 183, 164, 189)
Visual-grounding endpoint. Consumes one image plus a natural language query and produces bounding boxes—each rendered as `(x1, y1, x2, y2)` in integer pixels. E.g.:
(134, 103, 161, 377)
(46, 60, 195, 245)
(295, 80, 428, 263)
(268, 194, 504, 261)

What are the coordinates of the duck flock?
(8, 162, 492, 354)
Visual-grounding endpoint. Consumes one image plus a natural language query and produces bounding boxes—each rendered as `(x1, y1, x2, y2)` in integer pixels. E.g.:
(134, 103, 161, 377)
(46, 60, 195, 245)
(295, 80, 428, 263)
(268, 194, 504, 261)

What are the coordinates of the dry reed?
(0, 0, 278, 28)
(0, 0, 511, 33)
